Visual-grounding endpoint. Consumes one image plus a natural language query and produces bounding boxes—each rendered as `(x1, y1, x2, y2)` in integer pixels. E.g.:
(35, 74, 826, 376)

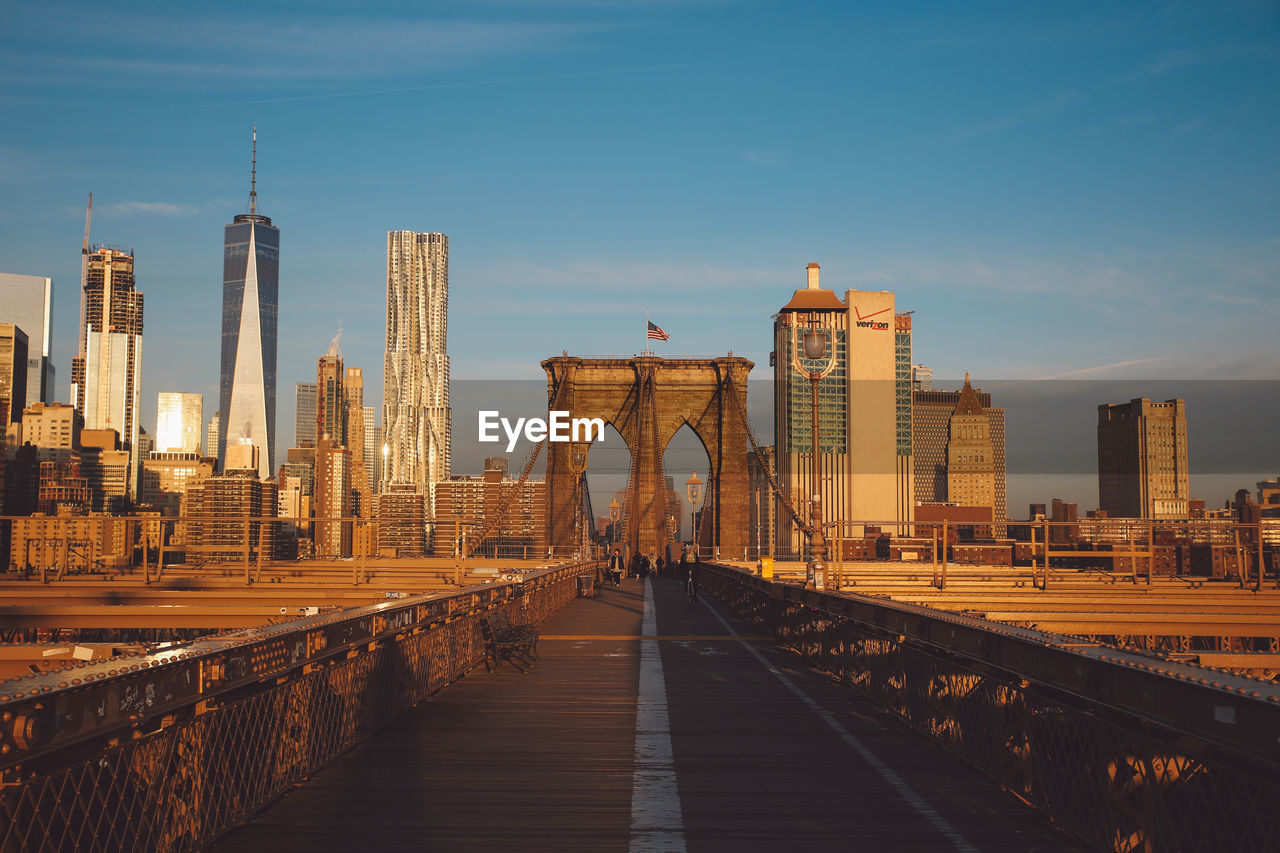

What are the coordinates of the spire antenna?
(249, 124, 258, 215)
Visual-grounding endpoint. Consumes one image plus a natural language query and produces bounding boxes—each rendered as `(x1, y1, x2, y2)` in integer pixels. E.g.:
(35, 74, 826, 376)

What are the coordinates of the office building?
(156, 392, 203, 454)
(375, 485, 427, 556)
(383, 231, 450, 499)
(80, 428, 130, 513)
(772, 263, 913, 553)
(0, 272, 54, 406)
(363, 407, 379, 495)
(314, 436, 352, 556)
(1098, 397, 1189, 518)
(184, 472, 277, 563)
(72, 245, 143, 499)
(343, 368, 370, 516)
(316, 349, 344, 445)
(21, 402, 82, 463)
(140, 451, 214, 516)
(432, 461, 547, 557)
(217, 130, 279, 480)
(912, 378, 1008, 523)
(0, 324, 28, 424)
(207, 412, 220, 466)
(294, 383, 317, 448)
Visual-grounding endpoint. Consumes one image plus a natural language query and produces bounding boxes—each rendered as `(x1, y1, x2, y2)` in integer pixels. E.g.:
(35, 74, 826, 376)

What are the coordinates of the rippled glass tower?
(217, 129, 278, 479)
(383, 231, 450, 497)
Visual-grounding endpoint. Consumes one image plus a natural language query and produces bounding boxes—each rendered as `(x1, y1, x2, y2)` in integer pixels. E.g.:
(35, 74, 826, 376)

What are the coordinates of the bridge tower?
(543, 355, 752, 558)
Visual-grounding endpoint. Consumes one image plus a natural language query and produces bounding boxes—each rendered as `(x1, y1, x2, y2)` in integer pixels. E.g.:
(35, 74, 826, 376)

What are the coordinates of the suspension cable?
(724, 377, 810, 535)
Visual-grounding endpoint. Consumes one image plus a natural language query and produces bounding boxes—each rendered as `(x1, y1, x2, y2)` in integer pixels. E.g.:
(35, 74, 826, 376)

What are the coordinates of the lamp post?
(686, 471, 703, 557)
(791, 324, 836, 588)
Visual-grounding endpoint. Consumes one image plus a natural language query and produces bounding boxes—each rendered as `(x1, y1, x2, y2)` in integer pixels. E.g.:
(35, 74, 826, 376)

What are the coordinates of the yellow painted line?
(540, 635, 771, 641)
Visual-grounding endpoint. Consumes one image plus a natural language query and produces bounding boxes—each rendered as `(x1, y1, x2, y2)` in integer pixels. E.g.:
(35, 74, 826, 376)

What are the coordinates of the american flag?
(647, 321, 669, 341)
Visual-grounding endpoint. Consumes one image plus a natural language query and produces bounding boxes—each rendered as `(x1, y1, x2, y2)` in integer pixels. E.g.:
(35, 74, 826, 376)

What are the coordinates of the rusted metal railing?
(700, 562, 1280, 852)
(0, 560, 598, 852)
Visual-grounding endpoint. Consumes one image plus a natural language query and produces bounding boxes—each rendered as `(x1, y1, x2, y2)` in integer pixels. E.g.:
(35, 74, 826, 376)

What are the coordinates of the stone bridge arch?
(542, 355, 752, 558)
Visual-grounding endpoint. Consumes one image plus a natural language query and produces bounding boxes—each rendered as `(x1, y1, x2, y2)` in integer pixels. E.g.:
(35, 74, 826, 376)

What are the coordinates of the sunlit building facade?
(156, 392, 203, 454)
(73, 247, 143, 499)
(383, 231, 450, 500)
(0, 272, 55, 407)
(217, 202, 279, 480)
(773, 263, 913, 554)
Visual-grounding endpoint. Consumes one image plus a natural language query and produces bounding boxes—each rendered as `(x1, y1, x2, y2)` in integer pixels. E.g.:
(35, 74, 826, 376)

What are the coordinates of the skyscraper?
(912, 380, 1007, 523)
(218, 128, 279, 480)
(316, 348, 345, 445)
(73, 245, 143, 499)
(207, 412, 220, 466)
(1098, 397, 1189, 518)
(0, 324, 29, 425)
(772, 263, 913, 553)
(0, 272, 54, 406)
(294, 382, 317, 448)
(156, 392, 203, 454)
(362, 406, 378, 494)
(383, 231, 450, 498)
(343, 367, 370, 516)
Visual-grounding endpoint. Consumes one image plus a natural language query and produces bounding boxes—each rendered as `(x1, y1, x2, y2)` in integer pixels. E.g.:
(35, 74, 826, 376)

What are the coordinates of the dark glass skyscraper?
(217, 129, 278, 479)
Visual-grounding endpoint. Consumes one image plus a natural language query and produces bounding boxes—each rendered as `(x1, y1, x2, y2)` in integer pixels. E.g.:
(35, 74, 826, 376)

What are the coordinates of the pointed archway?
(543, 355, 752, 557)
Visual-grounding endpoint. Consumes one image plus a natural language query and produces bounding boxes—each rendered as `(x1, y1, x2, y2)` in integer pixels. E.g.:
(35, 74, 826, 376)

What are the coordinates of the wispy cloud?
(4, 16, 610, 86)
(1116, 42, 1280, 85)
(107, 201, 203, 216)
(741, 148, 782, 164)
(952, 90, 1081, 141)
(1172, 116, 1209, 136)
(1040, 357, 1166, 379)
(192, 62, 686, 108)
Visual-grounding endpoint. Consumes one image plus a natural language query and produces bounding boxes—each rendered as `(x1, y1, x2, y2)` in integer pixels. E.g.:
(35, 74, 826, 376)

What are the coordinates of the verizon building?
(773, 263, 913, 554)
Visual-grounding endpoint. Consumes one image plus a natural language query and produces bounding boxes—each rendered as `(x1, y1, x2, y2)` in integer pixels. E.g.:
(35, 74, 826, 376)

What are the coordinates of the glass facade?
(218, 214, 279, 479)
(295, 382, 317, 447)
(782, 325, 847, 454)
(156, 391, 203, 453)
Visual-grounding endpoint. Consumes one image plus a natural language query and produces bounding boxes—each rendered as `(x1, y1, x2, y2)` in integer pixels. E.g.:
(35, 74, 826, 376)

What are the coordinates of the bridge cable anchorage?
(724, 378, 810, 535)
(463, 371, 571, 558)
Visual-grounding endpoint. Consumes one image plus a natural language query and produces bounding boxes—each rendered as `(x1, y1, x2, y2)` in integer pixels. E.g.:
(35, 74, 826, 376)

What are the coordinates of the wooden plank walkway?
(213, 576, 1082, 852)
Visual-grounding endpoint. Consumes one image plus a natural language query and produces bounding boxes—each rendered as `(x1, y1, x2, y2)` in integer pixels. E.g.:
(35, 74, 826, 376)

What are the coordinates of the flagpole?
(645, 307, 650, 356)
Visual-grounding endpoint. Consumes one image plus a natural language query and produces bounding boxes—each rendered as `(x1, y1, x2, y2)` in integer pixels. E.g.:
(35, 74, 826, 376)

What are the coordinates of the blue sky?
(1, 1, 1277, 507)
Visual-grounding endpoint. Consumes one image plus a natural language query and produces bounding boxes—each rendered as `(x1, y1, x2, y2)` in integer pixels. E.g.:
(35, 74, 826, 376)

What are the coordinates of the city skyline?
(0, 2, 1275, 511)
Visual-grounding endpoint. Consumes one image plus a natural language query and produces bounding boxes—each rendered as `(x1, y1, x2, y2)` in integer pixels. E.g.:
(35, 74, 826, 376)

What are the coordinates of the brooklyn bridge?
(2, 355, 1278, 851)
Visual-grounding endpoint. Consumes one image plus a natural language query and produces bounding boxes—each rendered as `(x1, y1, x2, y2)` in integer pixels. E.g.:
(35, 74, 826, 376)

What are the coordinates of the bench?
(481, 611, 539, 673)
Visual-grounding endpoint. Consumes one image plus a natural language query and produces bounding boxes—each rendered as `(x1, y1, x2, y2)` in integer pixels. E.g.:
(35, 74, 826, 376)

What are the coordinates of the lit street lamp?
(685, 471, 703, 555)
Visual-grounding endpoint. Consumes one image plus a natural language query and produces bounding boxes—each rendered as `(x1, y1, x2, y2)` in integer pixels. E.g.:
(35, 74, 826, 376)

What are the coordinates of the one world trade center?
(218, 127, 279, 479)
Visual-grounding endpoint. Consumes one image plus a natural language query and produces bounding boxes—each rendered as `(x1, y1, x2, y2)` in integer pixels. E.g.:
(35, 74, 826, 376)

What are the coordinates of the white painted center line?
(700, 598, 979, 853)
(629, 577, 687, 853)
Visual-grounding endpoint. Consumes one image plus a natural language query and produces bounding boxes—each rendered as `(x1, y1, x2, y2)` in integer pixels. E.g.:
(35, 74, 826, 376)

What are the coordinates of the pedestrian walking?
(609, 548, 624, 586)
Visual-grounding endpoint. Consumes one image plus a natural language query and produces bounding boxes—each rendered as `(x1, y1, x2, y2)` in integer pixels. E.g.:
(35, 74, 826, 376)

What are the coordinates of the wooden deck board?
(213, 577, 1081, 851)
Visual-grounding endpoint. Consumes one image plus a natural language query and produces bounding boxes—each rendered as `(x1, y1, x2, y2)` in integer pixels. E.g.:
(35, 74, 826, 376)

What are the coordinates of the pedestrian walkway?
(214, 575, 1081, 851)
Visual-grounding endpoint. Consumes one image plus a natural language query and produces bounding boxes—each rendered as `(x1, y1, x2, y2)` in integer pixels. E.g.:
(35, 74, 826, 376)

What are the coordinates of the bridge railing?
(700, 562, 1280, 852)
(0, 559, 599, 852)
